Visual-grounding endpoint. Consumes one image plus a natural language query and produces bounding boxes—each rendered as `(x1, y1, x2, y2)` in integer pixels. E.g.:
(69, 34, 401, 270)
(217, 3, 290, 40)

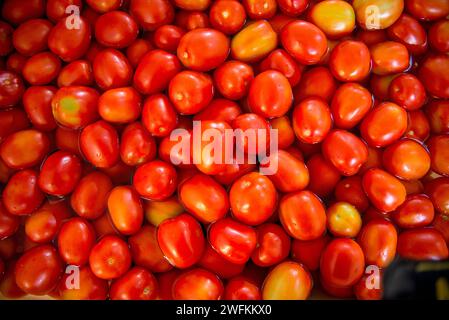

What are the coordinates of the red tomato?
(224, 276, 261, 300)
(39, 151, 82, 196)
(294, 66, 337, 103)
(153, 25, 185, 52)
(58, 266, 108, 300)
(387, 14, 428, 55)
(370, 41, 410, 76)
(209, 0, 246, 35)
(320, 238, 365, 288)
(98, 87, 141, 124)
(251, 223, 291, 267)
(426, 100, 449, 135)
(142, 94, 178, 137)
(0, 260, 26, 299)
(279, 190, 326, 241)
(329, 40, 371, 82)
(1, 0, 45, 25)
(89, 235, 132, 279)
(429, 20, 449, 53)
(0, 21, 13, 57)
(86, 0, 121, 13)
(0, 71, 25, 108)
(335, 176, 370, 213)
(397, 228, 449, 261)
(2, 169, 45, 216)
(306, 153, 342, 198)
(194, 99, 242, 123)
(354, 271, 382, 300)
(71, 171, 113, 220)
(363, 168, 407, 212)
(260, 49, 303, 87)
(15, 245, 63, 295)
(406, 0, 449, 21)
(110, 267, 158, 300)
(157, 213, 205, 268)
(232, 113, 270, 156)
(389, 74, 426, 111)
(425, 177, 449, 214)
(208, 218, 257, 264)
(12, 19, 52, 56)
(392, 194, 435, 229)
(269, 116, 295, 149)
(0, 200, 20, 239)
(213, 60, 254, 100)
(120, 122, 157, 166)
(291, 235, 331, 271)
(419, 54, 449, 100)
(95, 11, 138, 48)
(198, 243, 245, 279)
(128, 225, 172, 273)
(133, 160, 177, 201)
(353, 0, 403, 30)
(58, 217, 96, 266)
(172, 268, 224, 300)
(126, 39, 154, 67)
(243, 0, 277, 20)
(93, 48, 132, 90)
(23, 86, 57, 131)
(278, 0, 308, 16)
(107, 186, 144, 235)
(292, 98, 332, 144)
(405, 110, 430, 142)
(428, 135, 449, 177)
(46, 0, 83, 22)
(229, 172, 277, 226)
(80, 120, 120, 168)
(175, 11, 210, 31)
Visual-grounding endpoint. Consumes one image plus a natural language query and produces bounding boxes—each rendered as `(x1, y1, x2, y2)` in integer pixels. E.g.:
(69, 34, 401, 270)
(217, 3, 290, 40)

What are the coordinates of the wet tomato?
(389, 74, 426, 111)
(133, 160, 177, 201)
(251, 223, 291, 267)
(392, 194, 434, 229)
(209, 0, 246, 35)
(152, 25, 184, 52)
(120, 122, 157, 166)
(107, 186, 144, 235)
(224, 276, 261, 300)
(306, 153, 342, 198)
(172, 268, 223, 300)
(329, 40, 371, 82)
(109, 267, 158, 300)
(130, 0, 175, 31)
(2, 0, 45, 25)
(213, 60, 254, 100)
(57, 60, 93, 87)
(397, 228, 449, 261)
(12, 18, 52, 56)
(95, 11, 138, 48)
(294, 67, 337, 103)
(98, 87, 141, 124)
(142, 94, 178, 137)
(387, 14, 427, 55)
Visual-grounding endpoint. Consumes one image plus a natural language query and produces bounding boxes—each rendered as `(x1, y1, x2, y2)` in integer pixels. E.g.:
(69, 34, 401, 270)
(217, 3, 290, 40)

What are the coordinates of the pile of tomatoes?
(0, 0, 449, 301)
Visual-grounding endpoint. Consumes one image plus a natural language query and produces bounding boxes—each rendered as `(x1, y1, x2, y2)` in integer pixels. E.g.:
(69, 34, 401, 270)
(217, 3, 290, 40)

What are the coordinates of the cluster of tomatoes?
(1, 0, 449, 301)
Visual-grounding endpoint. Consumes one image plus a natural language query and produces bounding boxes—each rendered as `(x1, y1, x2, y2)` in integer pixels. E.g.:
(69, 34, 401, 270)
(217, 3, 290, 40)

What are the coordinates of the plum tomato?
(334, 176, 370, 213)
(397, 228, 449, 261)
(406, 0, 449, 21)
(57, 60, 93, 87)
(329, 40, 371, 82)
(291, 235, 331, 271)
(387, 14, 428, 55)
(294, 67, 337, 103)
(259, 49, 303, 87)
(426, 100, 449, 135)
(392, 194, 435, 229)
(93, 48, 132, 90)
(129, 0, 174, 31)
(142, 94, 178, 137)
(213, 60, 254, 100)
(224, 276, 261, 300)
(12, 18, 52, 56)
(198, 243, 246, 279)
(58, 266, 108, 300)
(0, 200, 20, 239)
(327, 202, 362, 238)
(209, 0, 246, 35)
(98, 87, 141, 124)
(95, 11, 138, 48)
(306, 153, 342, 198)
(109, 267, 158, 300)
(194, 99, 242, 123)
(107, 186, 144, 236)
(353, 0, 404, 30)
(0, 71, 25, 108)
(120, 122, 157, 166)
(370, 41, 410, 76)
(309, 1, 355, 39)
(419, 54, 449, 100)
(152, 25, 184, 53)
(388, 74, 427, 111)
(251, 223, 291, 267)
(133, 160, 178, 201)
(23, 86, 57, 131)
(172, 268, 224, 300)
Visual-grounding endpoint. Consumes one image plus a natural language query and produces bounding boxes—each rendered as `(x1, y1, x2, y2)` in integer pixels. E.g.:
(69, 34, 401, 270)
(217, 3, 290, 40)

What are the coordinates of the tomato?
(15, 245, 63, 295)
(397, 228, 449, 261)
(107, 186, 143, 235)
(198, 243, 245, 279)
(387, 14, 428, 55)
(392, 194, 434, 229)
(23, 86, 57, 131)
(12, 19, 52, 56)
(173, 268, 223, 300)
(405, 110, 430, 142)
(291, 235, 330, 271)
(95, 11, 138, 48)
(360, 102, 408, 148)
(110, 267, 158, 300)
(51, 86, 99, 129)
(426, 100, 449, 135)
(327, 202, 362, 238)
(130, 0, 174, 31)
(2, 169, 45, 216)
(157, 213, 205, 268)
(0, 260, 26, 299)
(370, 41, 410, 76)
(89, 235, 132, 280)
(329, 40, 371, 82)
(120, 122, 156, 166)
(230, 172, 277, 226)
(58, 217, 96, 266)
(429, 20, 449, 53)
(259, 49, 303, 87)
(92, 212, 119, 238)
(144, 197, 184, 227)
(354, 271, 382, 300)
(195, 99, 242, 123)
(175, 10, 210, 30)
(133, 160, 177, 201)
(126, 39, 153, 67)
(1, 0, 45, 25)
(141, 94, 178, 137)
(213, 60, 254, 100)
(294, 66, 337, 103)
(231, 20, 277, 63)
(389, 74, 426, 111)
(251, 223, 291, 267)
(57, 60, 93, 87)
(425, 177, 449, 214)
(406, 0, 449, 21)
(152, 25, 184, 53)
(80, 120, 119, 168)
(306, 153, 342, 198)
(356, 29, 387, 46)
(93, 48, 132, 90)
(334, 176, 370, 213)
(262, 261, 312, 300)
(232, 113, 270, 156)
(308, 0, 355, 38)
(208, 218, 257, 264)
(353, 0, 404, 30)
(71, 171, 113, 220)
(0, 71, 25, 108)
(419, 54, 449, 99)
(128, 225, 172, 273)
(98, 87, 141, 124)
(224, 276, 261, 300)
(370, 73, 399, 101)
(363, 168, 407, 212)
(39, 151, 82, 196)
(320, 238, 365, 288)
(281, 20, 327, 65)
(0, 21, 13, 56)
(0, 200, 20, 239)
(0, 129, 49, 169)
(269, 116, 295, 149)
(59, 266, 108, 300)
(428, 135, 449, 177)
(48, 16, 91, 62)
(85, 0, 121, 13)
(292, 98, 332, 144)
(209, 0, 246, 35)
(279, 190, 326, 241)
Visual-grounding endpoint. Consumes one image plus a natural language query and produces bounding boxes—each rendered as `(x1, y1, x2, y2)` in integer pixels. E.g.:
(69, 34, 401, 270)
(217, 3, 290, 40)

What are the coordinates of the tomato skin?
(231, 20, 277, 63)
(292, 98, 332, 144)
(175, 10, 210, 31)
(370, 41, 410, 76)
(389, 74, 426, 111)
(425, 177, 449, 214)
(320, 238, 365, 288)
(353, 0, 404, 30)
(429, 20, 449, 53)
(133, 49, 181, 95)
(360, 102, 408, 148)
(281, 20, 328, 65)
(306, 153, 342, 198)
(229, 113, 269, 155)
(133, 160, 177, 201)
(51, 86, 100, 129)
(38, 151, 82, 196)
(59, 266, 108, 300)
(291, 235, 330, 271)
(0, 21, 13, 57)
(12, 18, 52, 56)
(71, 171, 113, 220)
(209, 0, 246, 35)
(173, 268, 224, 300)
(433, 213, 449, 244)
(329, 40, 371, 82)
(23, 86, 57, 131)
(279, 190, 326, 241)
(397, 228, 449, 261)
(128, 225, 172, 273)
(0, 71, 25, 108)
(354, 271, 382, 300)
(0, 201, 20, 239)
(93, 48, 132, 90)
(262, 261, 312, 300)
(95, 11, 138, 48)
(89, 235, 132, 280)
(158, 213, 205, 268)
(120, 122, 156, 166)
(406, 0, 449, 21)
(277, 0, 308, 16)
(224, 276, 261, 300)
(15, 245, 63, 295)
(387, 14, 427, 55)
(405, 110, 430, 142)
(230, 172, 277, 226)
(322, 130, 368, 176)
(392, 194, 434, 229)
(179, 173, 229, 224)
(327, 202, 362, 238)
(2, 0, 45, 25)
(251, 223, 291, 267)
(208, 218, 257, 264)
(48, 17, 91, 62)
(259, 49, 303, 87)
(426, 100, 449, 135)
(110, 267, 158, 300)
(153, 25, 184, 53)
(334, 176, 370, 213)
(294, 67, 337, 103)
(58, 217, 96, 266)
(363, 168, 407, 213)
(57, 60, 93, 87)
(107, 186, 144, 236)
(80, 120, 120, 168)
(142, 94, 178, 137)
(126, 39, 153, 67)
(428, 135, 449, 177)
(269, 116, 295, 149)
(198, 243, 245, 279)
(194, 99, 241, 123)
(419, 54, 449, 100)
(309, 0, 355, 39)
(213, 61, 253, 101)
(2, 169, 45, 216)
(0, 129, 50, 170)
(130, 0, 175, 31)
(98, 87, 141, 124)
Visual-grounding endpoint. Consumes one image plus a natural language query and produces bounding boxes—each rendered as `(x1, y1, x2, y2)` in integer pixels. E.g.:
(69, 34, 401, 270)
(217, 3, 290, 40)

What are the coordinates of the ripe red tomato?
(58, 217, 96, 266)
(291, 235, 330, 271)
(329, 40, 371, 82)
(0, 200, 20, 239)
(427, 135, 449, 177)
(294, 67, 337, 103)
(389, 74, 426, 111)
(172, 268, 224, 300)
(133, 160, 177, 201)
(260, 49, 303, 87)
(130, 0, 174, 31)
(243, 0, 277, 20)
(306, 153, 342, 198)
(58, 266, 108, 300)
(354, 271, 382, 300)
(12, 19, 52, 56)
(142, 94, 178, 137)
(370, 41, 410, 75)
(387, 13, 427, 55)
(93, 48, 132, 90)
(209, 0, 246, 35)
(95, 11, 138, 48)
(405, 110, 430, 142)
(195, 99, 242, 123)
(418, 178, 449, 215)
(15, 244, 63, 295)
(224, 276, 261, 300)
(406, 0, 449, 21)
(98, 87, 141, 124)
(22, 86, 57, 131)
(392, 194, 435, 229)
(89, 235, 132, 280)
(397, 228, 449, 261)
(198, 243, 245, 279)
(426, 100, 449, 135)
(86, 0, 121, 13)
(152, 25, 184, 52)
(107, 186, 144, 235)
(251, 223, 291, 267)
(429, 20, 449, 53)
(0, 71, 25, 108)
(110, 267, 158, 300)
(2, 0, 45, 25)
(213, 60, 254, 100)
(120, 122, 157, 166)
(334, 176, 370, 213)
